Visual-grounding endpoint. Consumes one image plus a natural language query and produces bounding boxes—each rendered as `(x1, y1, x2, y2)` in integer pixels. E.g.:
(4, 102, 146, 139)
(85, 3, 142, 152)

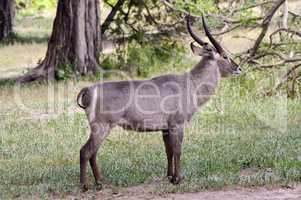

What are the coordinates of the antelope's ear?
(190, 42, 203, 56)
(190, 42, 212, 57)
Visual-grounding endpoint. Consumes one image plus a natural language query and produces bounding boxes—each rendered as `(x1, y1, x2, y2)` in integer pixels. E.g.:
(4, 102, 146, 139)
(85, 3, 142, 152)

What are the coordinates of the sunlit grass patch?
(0, 43, 47, 79)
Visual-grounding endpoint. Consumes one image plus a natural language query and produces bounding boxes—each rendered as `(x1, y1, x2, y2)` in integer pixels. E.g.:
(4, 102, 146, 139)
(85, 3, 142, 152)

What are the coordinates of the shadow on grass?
(0, 77, 17, 86)
(0, 75, 85, 87)
(0, 32, 49, 45)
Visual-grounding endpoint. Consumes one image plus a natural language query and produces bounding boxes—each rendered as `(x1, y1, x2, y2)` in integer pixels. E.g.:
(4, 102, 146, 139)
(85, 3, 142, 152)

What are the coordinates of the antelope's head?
(186, 15, 242, 77)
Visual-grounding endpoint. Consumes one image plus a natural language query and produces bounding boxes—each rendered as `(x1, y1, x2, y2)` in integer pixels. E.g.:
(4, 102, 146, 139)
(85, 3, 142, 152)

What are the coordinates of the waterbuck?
(77, 15, 242, 191)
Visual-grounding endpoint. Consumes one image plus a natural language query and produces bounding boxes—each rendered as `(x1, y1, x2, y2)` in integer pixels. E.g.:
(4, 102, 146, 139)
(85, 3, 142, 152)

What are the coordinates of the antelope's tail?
(77, 87, 91, 109)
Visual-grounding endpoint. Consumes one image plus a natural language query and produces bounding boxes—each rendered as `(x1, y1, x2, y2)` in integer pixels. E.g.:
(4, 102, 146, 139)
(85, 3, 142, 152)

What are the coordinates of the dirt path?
(61, 185, 301, 200)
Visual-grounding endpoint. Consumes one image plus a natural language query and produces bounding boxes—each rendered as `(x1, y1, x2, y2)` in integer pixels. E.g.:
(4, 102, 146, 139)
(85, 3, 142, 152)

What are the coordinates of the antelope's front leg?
(170, 125, 184, 184)
(162, 130, 173, 179)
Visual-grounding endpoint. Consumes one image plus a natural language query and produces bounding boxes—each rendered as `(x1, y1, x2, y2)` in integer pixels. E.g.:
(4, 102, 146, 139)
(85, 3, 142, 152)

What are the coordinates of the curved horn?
(186, 15, 207, 46)
(202, 15, 224, 55)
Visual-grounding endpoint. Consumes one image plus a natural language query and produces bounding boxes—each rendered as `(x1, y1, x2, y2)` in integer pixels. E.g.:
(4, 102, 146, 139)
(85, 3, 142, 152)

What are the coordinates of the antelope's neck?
(189, 59, 220, 105)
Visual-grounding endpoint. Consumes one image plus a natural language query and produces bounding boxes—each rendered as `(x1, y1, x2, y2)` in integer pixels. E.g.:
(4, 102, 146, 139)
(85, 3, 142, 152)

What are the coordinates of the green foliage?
(56, 61, 75, 81)
(104, 0, 218, 38)
(16, 0, 57, 11)
(238, 11, 258, 26)
(105, 0, 119, 5)
(172, 0, 218, 15)
(101, 39, 185, 77)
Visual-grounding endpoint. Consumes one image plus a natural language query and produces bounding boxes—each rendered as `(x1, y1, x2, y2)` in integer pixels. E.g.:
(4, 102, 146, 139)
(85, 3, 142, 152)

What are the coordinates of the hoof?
(81, 184, 89, 192)
(95, 181, 103, 191)
(170, 175, 184, 185)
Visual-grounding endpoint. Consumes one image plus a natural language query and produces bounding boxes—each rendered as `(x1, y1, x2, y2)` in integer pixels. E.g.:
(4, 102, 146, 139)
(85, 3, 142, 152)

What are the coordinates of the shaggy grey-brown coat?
(77, 16, 242, 191)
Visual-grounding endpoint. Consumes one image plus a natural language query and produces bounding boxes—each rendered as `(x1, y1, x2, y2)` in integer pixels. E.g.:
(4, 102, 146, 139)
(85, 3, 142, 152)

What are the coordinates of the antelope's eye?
(223, 55, 227, 59)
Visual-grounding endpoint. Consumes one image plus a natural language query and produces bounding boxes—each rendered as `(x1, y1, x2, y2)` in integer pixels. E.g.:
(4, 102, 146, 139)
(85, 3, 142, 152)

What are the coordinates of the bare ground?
(57, 184, 301, 200)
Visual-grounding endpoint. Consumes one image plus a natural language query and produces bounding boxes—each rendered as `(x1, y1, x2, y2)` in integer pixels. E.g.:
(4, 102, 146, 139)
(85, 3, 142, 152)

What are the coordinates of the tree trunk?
(0, 0, 15, 41)
(17, 0, 102, 83)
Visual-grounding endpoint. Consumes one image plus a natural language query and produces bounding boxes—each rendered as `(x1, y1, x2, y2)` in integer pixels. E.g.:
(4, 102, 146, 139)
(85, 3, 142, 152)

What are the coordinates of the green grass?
(0, 80, 300, 199)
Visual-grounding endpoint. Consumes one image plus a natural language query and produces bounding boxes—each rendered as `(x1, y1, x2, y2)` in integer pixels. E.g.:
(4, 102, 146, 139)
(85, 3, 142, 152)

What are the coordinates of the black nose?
(233, 67, 242, 75)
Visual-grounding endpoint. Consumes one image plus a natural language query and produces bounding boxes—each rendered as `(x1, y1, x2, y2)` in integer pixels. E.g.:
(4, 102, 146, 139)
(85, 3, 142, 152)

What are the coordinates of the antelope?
(77, 15, 242, 191)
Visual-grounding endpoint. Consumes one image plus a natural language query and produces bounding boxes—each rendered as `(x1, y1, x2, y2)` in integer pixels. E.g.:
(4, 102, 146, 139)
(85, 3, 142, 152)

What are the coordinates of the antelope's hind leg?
(89, 151, 102, 189)
(80, 123, 111, 191)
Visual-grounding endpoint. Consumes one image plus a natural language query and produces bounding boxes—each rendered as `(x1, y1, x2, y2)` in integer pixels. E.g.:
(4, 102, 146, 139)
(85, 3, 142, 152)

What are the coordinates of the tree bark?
(282, 0, 288, 29)
(0, 0, 15, 41)
(17, 0, 102, 83)
(250, 0, 285, 57)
